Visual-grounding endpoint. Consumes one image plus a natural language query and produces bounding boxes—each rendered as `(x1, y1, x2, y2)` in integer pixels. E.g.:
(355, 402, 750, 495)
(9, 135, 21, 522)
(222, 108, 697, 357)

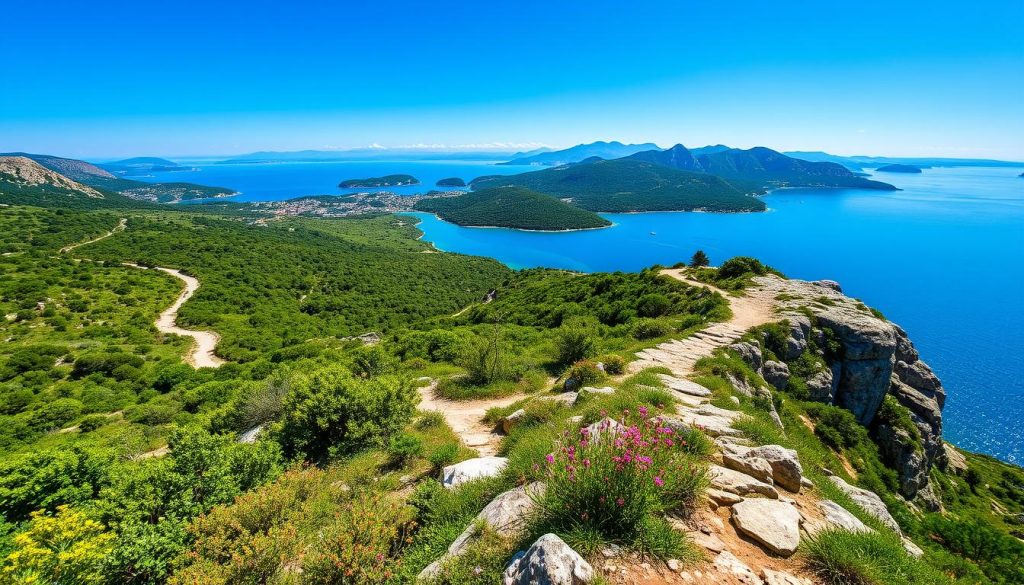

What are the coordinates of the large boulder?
(731, 499, 802, 556)
(762, 360, 791, 391)
(730, 341, 763, 373)
(657, 374, 712, 397)
(503, 533, 594, 585)
(420, 483, 544, 580)
(806, 367, 835, 402)
(810, 500, 872, 535)
(828, 476, 901, 534)
(440, 456, 508, 489)
(746, 445, 804, 493)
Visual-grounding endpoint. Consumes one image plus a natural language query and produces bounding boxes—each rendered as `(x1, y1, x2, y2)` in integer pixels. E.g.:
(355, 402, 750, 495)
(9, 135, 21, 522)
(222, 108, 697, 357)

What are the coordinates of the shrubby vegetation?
(415, 186, 611, 231)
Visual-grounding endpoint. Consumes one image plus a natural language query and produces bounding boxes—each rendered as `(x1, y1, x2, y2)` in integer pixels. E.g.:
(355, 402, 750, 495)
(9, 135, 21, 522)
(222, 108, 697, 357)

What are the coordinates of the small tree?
(690, 250, 710, 268)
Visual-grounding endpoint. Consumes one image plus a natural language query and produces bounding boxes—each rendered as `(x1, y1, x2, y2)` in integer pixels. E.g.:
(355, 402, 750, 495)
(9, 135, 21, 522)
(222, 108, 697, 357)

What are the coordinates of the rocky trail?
(421, 270, 931, 584)
(417, 379, 528, 457)
(630, 268, 777, 375)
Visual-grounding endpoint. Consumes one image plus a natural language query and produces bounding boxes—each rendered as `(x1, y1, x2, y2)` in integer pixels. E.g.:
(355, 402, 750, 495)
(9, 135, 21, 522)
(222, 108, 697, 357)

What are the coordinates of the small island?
(875, 164, 922, 174)
(338, 174, 419, 188)
(414, 186, 611, 231)
(436, 177, 466, 187)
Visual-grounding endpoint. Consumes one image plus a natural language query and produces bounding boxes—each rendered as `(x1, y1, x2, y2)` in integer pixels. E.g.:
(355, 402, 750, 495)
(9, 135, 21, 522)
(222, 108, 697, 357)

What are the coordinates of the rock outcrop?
(746, 276, 946, 502)
(440, 456, 508, 489)
(503, 533, 594, 585)
(731, 499, 802, 556)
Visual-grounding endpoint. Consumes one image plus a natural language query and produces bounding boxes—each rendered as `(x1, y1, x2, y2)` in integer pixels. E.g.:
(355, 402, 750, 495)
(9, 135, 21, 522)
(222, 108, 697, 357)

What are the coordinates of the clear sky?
(2, 0, 1022, 159)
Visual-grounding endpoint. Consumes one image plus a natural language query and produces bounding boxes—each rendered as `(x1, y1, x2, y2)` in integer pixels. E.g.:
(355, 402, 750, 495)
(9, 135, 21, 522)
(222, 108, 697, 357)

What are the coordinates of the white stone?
(440, 456, 508, 489)
(731, 499, 802, 556)
(709, 464, 779, 498)
(503, 533, 594, 585)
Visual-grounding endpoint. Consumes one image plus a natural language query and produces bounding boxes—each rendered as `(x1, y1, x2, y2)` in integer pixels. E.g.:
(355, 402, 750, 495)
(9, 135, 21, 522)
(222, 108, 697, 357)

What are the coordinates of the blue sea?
(141, 162, 1024, 464)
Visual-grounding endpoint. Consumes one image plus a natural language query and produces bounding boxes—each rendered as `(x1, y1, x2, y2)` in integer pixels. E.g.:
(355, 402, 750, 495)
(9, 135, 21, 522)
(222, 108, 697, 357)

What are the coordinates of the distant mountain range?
(628, 144, 896, 191)
(220, 148, 528, 164)
(1, 152, 235, 203)
(497, 141, 661, 166)
(784, 151, 1024, 172)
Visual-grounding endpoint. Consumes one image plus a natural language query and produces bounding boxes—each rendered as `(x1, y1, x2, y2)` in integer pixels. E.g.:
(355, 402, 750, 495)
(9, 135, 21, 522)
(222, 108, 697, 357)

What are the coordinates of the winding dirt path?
(418, 380, 526, 456)
(60, 218, 126, 253)
(148, 266, 225, 369)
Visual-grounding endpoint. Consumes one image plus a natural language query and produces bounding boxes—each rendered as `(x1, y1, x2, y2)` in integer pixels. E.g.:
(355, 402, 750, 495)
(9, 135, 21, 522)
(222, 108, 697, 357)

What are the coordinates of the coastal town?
(245, 189, 464, 218)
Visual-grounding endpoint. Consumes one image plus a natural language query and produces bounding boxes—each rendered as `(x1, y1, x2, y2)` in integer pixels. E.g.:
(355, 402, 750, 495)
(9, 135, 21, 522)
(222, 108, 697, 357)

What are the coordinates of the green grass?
(804, 529, 950, 585)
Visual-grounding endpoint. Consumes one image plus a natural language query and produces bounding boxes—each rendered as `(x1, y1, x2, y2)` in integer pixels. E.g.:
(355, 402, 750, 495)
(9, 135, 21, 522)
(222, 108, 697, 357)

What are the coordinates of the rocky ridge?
(0, 156, 104, 198)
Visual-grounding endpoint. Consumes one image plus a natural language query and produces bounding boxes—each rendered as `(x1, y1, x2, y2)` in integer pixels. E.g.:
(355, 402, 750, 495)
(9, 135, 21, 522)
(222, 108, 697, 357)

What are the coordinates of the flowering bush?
(535, 408, 708, 548)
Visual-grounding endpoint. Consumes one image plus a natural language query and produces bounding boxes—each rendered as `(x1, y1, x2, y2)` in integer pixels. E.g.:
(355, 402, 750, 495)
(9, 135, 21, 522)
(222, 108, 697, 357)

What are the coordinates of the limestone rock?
(712, 551, 762, 585)
(762, 568, 813, 585)
(721, 449, 775, 485)
(812, 500, 872, 535)
(902, 537, 925, 558)
(828, 476, 901, 534)
(942, 442, 968, 475)
(814, 279, 843, 293)
(502, 533, 594, 585)
(440, 456, 508, 489)
(746, 445, 804, 493)
(709, 464, 779, 498)
(420, 483, 544, 580)
(686, 530, 726, 553)
(657, 374, 712, 397)
(806, 367, 835, 402)
(762, 360, 791, 391)
(539, 392, 578, 405)
(706, 488, 744, 506)
(731, 498, 802, 556)
(583, 417, 622, 442)
(730, 341, 763, 373)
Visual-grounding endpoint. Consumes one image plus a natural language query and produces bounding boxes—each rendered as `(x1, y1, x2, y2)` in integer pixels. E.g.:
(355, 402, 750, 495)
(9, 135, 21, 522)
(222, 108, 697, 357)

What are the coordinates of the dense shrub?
(600, 355, 627, 375)
(388, 433, 425, 467)
(564, 360, 606, 388)
(555, 323, 597, 366)
(718, 256, 772, 279)
(637, 293, 672, 318)
(924, 513, 1024, 583)
(429, 443, 460, 470)
(275, 365, 418, 460)
(631, 318, 671, 340)
(806, 402, 867, 451)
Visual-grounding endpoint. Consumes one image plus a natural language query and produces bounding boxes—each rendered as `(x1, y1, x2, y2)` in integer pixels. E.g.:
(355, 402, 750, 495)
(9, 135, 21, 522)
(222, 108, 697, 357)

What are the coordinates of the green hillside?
(414, 186, 611, 230)
(471, 158, 766, 212)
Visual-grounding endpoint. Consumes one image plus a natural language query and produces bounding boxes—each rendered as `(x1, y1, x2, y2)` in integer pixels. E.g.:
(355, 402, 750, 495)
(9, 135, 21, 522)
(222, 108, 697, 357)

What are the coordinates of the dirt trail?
(629, 269, 777, 375)
(418, 380, 525, 456)
(60, 218, 126, 253)
(150, 267, 225, 369)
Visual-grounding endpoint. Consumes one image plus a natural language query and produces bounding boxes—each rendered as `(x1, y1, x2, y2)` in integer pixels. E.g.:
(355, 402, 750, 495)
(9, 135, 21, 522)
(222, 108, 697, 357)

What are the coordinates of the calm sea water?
(407, 167, 1024, 465)
(147, 162, 1024, 464)
(141, 159, 537, 201)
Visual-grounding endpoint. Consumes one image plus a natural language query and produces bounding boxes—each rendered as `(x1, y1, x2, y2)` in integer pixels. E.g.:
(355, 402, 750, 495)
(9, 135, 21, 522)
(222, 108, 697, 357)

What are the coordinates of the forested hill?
(471, 158, 766, 213)
(414, 186, 611, 230)
(1, 152, 236, 203)
(627, 144, 898, 191)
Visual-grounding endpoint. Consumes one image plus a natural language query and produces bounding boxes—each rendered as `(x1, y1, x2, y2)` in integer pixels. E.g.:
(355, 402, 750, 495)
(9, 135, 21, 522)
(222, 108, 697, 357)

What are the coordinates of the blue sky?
(2, 0, 1022, 159)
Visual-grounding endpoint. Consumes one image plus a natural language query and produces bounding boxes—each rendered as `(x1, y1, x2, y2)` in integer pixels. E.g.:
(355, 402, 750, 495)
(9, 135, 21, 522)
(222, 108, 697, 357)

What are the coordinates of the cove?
(406, 166, 1024, 464)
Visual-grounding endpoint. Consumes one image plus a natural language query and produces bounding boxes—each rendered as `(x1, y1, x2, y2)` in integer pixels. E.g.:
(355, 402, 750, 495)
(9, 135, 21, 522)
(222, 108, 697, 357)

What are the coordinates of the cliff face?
(746, 277, 946, 507)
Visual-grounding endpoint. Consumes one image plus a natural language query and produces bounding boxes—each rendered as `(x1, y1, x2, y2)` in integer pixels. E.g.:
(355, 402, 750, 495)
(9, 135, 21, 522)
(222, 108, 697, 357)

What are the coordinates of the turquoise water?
(141, 159, 538, 201)
(406, 167, 1024, 464)
(147, 160, 1024, 463)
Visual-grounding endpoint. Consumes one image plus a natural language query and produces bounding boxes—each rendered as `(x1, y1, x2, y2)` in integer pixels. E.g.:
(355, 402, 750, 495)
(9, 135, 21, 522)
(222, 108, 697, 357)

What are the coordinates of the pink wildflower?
(654, 476, 665, 487)
(616, 497, 625, 506)
(545, 453, 555, 464)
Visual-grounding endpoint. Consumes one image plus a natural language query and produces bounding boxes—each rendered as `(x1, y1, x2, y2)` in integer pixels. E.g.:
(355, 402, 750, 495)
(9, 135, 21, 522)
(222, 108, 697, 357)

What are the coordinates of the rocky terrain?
(0, 156, 103, 197)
